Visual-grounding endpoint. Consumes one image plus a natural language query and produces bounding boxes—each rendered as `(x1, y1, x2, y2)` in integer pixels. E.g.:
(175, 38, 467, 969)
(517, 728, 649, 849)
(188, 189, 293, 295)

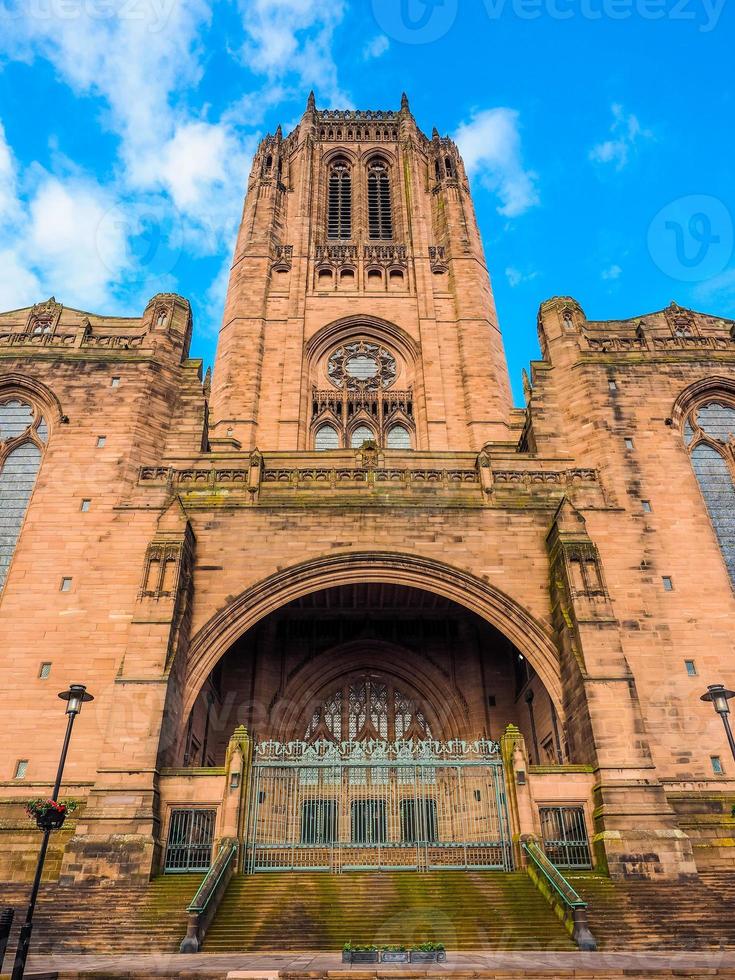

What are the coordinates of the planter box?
(35, 810, 66, 832)
(410, 951, 446, 963)
(342, 951, 379, 964)
(381, 951, 410, 963)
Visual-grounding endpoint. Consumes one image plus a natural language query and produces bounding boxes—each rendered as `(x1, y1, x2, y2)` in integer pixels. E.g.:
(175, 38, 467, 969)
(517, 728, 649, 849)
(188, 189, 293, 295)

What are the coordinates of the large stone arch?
(183, 551, 564, 721)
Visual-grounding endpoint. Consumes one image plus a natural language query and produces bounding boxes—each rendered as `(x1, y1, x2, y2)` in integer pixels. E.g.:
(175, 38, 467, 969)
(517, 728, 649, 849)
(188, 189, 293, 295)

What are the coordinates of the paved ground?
(18, 949, 735, 976)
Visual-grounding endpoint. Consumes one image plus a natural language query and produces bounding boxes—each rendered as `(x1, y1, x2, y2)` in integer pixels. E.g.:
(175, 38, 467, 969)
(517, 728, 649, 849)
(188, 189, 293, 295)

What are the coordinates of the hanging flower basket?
(26, 799, 76, 832)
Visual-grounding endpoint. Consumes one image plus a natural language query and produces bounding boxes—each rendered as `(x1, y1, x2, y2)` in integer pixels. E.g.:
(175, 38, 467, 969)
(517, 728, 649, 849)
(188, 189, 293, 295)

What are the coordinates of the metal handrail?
(522, 839, 586, 907)
(180, 840, 238, 952)
(522, 838, 597, 950)
(187, 841, 237, 914)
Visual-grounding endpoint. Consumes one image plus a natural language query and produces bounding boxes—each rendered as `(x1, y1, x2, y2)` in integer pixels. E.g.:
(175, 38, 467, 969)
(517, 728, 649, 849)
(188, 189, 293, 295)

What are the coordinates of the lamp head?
(58, 684, 94, 716)
(700, 684, 735, 716)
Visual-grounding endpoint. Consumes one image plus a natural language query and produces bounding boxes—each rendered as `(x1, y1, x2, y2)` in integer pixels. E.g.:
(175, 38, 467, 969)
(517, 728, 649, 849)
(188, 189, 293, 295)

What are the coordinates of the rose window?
(328, 342, 397, 391)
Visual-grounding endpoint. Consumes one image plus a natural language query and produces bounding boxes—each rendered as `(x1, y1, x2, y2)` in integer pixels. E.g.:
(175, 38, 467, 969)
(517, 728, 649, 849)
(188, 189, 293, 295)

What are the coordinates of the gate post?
(220, 726, 253, 869)
(501, 724, 540, 867)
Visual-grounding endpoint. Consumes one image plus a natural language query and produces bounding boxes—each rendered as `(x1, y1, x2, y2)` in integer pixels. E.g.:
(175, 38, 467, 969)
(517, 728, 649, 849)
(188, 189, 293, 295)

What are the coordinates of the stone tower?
(209, 93, 512, 451)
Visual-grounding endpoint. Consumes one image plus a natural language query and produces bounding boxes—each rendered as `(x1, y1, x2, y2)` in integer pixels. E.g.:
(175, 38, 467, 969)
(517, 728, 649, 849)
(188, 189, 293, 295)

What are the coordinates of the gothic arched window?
(0, 398, 48, 591)
(683, 400, 735, 585)
(315, 424, 340, 451)
(305, 675, 432, 742)
(351, 424, 374, 449)
(327, 159, 352, 240)
(387, 425, 411, 449)
(367, 160, 393, 240)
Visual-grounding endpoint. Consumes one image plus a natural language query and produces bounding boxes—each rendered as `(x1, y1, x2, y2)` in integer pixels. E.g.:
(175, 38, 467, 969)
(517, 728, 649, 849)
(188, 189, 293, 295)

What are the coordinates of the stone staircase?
(202, 871, 576, 951)
(2, 867, 735, 961)
(0, 873, 202, 961)
(571, 870, 735, 950)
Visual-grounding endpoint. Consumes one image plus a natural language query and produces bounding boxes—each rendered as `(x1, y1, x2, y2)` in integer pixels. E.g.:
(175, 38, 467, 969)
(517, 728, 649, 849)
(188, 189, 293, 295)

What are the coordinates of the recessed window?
(340, 268, 355, 284)
(39, 662, 52, 679)
(387, 425, 411, 449)
(327, 159, 352, 240)
(684, 660, 697, 676)
(624, 438, 634, 450)
(609, 380, 618, 391)
(642, 500, 652, 513)
(351, 425, 374, 449)
(80, 499, 91, 512)
(711, 755, 724, 775)
(317, 268, 334, 285)
(0, 400, 44, 593)
(60, 577, 72, 592)
(14, 760, 28, 779)
(315, 424, 339, 451)
(367, 268, 383, 289)
(684, 401, 735, 587)
(110, 377, 120, 388)
(662, 576, 674, 591)
(96, 436, 106, 448)
(367, 159, 393, 240)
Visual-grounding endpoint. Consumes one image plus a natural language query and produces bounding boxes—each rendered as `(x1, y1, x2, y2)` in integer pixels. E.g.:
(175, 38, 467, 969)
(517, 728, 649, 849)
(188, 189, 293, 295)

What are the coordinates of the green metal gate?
(245, 738, 512, 873)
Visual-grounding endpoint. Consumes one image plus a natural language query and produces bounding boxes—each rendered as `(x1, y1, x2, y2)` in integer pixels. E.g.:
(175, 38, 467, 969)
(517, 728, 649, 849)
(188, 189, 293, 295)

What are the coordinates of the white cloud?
(236, 0, 350, 106)
(363, 35, 390, 60)
(601, 264, 622, 280)
(0, 248, 42, 311)
(0, 122, 22, 226)
(589, 104, 653, 171)
(0, 0, 355, 317)
(453, 108, 539, 218)
(26, 176, 129, 310)
(505, 266, 539, 288)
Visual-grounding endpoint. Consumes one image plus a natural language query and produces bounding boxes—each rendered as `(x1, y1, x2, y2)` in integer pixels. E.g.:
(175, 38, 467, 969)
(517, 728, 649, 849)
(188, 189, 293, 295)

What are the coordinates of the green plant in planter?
(381, 945, 407, 952)
(343, 943, 378, 952)
(26, 799, 78, 820)
(412, 942, 445, 952)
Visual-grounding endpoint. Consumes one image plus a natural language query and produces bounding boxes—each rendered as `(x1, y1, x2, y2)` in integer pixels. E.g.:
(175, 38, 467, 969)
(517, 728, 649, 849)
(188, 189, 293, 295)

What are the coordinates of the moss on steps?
(203, 871, 576, 951)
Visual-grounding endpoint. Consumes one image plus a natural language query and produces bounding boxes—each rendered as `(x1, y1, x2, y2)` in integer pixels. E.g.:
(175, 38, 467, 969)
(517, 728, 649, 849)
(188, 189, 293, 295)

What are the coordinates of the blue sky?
(0, 0, 733, 401)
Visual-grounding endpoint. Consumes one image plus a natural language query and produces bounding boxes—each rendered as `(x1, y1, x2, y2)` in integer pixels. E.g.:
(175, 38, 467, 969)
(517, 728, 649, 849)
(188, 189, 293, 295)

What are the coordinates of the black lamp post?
(700, 683, 735, 762)
(10, 684, 93, 980)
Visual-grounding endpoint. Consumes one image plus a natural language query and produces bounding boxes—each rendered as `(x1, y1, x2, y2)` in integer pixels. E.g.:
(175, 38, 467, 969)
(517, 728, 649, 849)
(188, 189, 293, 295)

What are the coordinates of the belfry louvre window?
(327, 160, 352, 240)
(367, 161, 393, 240)
(0, 398, 47, 592)
(683, 400, 735, 586)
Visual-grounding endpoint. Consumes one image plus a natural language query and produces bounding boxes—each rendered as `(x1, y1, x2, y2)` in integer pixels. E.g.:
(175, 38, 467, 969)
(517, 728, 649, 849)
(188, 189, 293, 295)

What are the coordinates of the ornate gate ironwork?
(245, 738, 512, 873)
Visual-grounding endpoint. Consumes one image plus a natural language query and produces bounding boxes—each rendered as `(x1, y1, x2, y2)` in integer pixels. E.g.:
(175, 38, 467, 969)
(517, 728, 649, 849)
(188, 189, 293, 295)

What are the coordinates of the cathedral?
(0, 92, 734, 953)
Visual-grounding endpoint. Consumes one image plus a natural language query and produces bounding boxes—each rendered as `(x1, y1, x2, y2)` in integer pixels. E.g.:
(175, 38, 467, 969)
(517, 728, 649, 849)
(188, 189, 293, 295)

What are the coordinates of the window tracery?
(304, 675, 432, 743)
(0, 398, 48, 591)
(327, 342, 396, 392)
(682, 399, 735, 585)
(311, 337, 414, 450)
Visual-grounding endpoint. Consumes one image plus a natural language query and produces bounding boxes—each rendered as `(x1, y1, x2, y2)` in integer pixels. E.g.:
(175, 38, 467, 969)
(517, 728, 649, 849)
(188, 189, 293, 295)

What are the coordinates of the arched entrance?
(172, 559, 568, 874)
(182, 551, 565, 726)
